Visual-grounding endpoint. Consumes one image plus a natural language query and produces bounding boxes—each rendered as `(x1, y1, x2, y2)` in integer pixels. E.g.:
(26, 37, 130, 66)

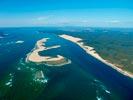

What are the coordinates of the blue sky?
(0, 0, 133, 27)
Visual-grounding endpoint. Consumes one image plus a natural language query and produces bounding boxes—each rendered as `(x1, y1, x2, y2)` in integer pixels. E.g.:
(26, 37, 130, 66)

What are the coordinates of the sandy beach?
(59, 34, 133, 78)
(26, 38, 71, 66)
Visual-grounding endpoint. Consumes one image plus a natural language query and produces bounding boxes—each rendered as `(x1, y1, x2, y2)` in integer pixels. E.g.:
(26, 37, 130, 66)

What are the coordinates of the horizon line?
(0, 25, 133, 29)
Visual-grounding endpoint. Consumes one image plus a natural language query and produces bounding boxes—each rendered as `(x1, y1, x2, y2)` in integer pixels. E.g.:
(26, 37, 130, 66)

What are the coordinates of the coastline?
(26, 38, 71, 66)
(59, 34, 133, 78)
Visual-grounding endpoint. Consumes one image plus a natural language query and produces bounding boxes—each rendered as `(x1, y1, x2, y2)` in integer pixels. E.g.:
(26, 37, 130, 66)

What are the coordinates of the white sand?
(59, 34, 133, 78)
(46, 45, 61, 50)
(26, 38, 71, 66)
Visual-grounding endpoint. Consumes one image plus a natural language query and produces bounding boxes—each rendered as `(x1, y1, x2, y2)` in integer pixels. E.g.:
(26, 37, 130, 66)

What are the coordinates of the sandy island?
(59, 34, 133, 78)
(26, 38, 71, 66)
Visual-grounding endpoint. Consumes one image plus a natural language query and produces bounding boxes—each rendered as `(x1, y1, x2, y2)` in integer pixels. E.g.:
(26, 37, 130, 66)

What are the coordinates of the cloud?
(36, 15, 54, 21)
(107, 20, 120, 23)
(37, 17, 48, 21)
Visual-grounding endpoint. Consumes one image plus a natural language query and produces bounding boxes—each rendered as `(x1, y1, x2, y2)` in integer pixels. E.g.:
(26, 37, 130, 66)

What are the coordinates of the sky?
(0, 0, 133, 27)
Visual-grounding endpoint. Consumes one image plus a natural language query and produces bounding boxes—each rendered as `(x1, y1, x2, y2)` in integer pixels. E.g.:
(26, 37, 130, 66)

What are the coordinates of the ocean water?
(0, 27, 133, 100)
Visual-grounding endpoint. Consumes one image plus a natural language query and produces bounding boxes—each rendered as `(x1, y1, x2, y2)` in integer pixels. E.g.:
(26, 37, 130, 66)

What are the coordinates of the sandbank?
(26, 38, 71, 66)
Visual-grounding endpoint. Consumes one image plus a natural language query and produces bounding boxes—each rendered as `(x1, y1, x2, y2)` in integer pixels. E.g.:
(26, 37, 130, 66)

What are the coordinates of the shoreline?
(59, 34, 133, 78)
(26, 38, 71, 66)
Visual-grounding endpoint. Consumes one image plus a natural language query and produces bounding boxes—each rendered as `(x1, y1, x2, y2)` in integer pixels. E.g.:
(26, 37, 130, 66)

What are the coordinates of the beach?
(59, 34, 133, 78)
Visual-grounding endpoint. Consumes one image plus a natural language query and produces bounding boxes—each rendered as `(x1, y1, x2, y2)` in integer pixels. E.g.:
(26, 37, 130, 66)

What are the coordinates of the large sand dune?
(59, 34, 133, 78)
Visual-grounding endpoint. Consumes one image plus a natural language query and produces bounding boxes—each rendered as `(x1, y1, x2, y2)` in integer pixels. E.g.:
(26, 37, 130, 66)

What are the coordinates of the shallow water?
(0, 28, 133, 100)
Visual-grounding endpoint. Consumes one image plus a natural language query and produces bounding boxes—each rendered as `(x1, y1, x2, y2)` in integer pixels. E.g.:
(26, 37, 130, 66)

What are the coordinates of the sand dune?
(59, 34, 133, 78)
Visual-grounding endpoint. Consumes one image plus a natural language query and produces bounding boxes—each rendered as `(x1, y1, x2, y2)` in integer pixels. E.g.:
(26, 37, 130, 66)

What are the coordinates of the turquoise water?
(0, 27, 133, 100)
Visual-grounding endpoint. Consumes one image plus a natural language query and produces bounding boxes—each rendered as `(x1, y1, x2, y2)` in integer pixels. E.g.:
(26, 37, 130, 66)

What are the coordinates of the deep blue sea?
(0, 27, 133, 100)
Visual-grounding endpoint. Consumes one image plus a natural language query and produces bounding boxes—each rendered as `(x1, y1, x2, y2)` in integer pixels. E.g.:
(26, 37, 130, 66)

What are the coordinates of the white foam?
(94, 79, 111, 95)
(5, 40, 24, 45)
(105, 90, 111, 94)
(17, 67, 21, 70)
(33, 70, 48, 84)
(16, 40, 24, 44)
(5, 82, 11, 86)
(96, 96, 103, 100)
(5, 73, 13, 87)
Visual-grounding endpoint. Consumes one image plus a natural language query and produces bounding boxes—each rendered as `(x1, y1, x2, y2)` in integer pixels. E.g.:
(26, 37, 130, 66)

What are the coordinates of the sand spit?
(59, 34, 133, 78)
(26, 38, 71, 66)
